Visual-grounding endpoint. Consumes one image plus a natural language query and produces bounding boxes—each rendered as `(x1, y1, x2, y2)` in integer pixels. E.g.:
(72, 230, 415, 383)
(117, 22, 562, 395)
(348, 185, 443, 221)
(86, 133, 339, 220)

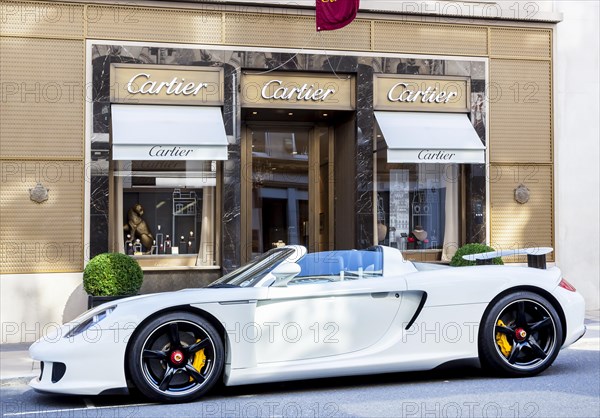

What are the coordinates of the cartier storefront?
(89, 43, 489, 286)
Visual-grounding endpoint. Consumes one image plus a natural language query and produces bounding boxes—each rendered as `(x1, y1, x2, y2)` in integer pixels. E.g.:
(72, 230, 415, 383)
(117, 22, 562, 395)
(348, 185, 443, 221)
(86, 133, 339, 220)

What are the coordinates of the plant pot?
(87, 294, 137, 309)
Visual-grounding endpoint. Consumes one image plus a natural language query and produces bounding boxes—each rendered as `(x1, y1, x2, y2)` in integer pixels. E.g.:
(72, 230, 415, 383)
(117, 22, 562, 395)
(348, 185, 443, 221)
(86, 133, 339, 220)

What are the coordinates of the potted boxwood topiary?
(84, 253, 144, 309)
(450, 243, 504, 267)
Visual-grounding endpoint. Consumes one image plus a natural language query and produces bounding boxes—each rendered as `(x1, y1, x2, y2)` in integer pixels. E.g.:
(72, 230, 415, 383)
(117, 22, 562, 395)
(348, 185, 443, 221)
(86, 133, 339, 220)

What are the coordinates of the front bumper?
(29, 324, 130, 395)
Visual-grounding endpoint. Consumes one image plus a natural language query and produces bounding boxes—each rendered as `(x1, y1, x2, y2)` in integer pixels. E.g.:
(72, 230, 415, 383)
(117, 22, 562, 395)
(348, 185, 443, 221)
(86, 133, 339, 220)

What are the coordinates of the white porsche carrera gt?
(30, 245, 586, 403)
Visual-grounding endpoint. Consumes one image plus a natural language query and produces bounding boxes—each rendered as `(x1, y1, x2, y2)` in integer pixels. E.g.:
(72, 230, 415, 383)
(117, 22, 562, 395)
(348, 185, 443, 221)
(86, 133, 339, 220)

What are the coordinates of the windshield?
(208, 247, 295, 288)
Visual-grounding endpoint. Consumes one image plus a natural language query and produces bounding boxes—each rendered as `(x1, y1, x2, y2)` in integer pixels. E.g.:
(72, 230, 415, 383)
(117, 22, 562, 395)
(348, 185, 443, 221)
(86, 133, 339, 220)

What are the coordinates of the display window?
(113, 160, 218, 267)
(375, 138, 486, 262)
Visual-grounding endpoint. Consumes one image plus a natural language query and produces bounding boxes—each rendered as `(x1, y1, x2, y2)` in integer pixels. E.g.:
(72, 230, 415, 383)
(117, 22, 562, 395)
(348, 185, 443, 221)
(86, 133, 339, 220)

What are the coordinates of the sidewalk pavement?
(0, 343, 39, 386)
(1, 311, 598, 387)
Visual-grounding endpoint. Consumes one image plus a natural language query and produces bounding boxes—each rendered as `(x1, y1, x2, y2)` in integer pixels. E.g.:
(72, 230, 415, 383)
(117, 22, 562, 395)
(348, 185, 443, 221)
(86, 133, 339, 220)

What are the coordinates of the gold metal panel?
(0, 1, 84, 38)
(489, 59, 552, 163)
(373, 21, 488, 56)
(110, 64, 224, 105)
(490, 28, 551, 59)
(241, 72, 355, 110)
(374, 75, 470, 112)
(86, 5, 222, 44)
(224, 13, 371, 51)
(490, 164, 554, 262)
(0, 37, 84, 158)
(0, 161, 84, 274)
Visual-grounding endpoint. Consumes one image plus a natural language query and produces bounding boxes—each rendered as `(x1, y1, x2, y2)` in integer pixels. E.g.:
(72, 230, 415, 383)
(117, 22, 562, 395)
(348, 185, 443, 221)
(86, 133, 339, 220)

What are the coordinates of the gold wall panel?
(489, 59, 552, 163)
(0, 37, 84, 158)
(490, 164, 553, 262)
(86, 5, 222, 44)
(224, 13, 372, 51)
(0, 161, 84, 274)
(373, 21, 488, 56)
(490, 28, 551, 59)
(0, 1, 84, 38)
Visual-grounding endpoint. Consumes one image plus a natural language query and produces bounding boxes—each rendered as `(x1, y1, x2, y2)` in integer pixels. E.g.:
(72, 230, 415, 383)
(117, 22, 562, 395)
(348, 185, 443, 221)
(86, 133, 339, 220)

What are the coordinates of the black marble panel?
(465, 164, 487, 244)
(221, 64, 242, 272)
(355, 64, 374, 249)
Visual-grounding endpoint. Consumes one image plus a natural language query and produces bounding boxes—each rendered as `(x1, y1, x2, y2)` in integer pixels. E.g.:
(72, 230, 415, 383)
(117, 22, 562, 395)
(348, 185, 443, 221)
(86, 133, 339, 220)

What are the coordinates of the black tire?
(479, 291, 563, 377)
(128, 312, 224, 403)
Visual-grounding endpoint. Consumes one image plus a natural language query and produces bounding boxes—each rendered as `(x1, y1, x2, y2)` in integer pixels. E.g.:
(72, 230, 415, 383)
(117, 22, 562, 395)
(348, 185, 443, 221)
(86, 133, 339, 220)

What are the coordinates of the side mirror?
(271, 262, 302, 287)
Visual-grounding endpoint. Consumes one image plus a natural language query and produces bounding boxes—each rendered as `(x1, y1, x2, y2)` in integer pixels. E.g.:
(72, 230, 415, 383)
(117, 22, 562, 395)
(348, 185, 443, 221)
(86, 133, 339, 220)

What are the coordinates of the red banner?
(316, 0, 360, 31)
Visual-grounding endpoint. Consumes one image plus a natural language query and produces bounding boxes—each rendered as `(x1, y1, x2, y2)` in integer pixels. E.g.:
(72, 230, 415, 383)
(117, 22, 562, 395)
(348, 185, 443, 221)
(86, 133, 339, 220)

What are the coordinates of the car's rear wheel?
(128, 312, 224, 403)
(479, 291, 562, 377)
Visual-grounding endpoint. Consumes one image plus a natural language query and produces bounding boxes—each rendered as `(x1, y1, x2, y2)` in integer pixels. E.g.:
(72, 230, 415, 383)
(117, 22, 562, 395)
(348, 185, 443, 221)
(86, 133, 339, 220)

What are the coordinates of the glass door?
(244, 125, 333, 260)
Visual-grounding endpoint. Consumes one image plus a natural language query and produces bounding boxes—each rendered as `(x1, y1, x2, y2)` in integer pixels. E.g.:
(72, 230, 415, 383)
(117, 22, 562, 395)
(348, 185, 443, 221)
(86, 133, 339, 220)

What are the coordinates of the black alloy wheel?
(128, 312, 224, 402)
(479, 291, 562, 377)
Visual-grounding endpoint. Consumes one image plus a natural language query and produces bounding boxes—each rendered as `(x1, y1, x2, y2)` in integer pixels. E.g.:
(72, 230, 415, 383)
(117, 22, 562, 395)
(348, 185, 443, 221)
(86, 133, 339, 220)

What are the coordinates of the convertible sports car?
(30, 245, 586, 403)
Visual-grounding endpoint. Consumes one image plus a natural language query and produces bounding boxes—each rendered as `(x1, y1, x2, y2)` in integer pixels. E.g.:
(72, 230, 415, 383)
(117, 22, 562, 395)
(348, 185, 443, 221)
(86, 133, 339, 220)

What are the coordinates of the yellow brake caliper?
(189, 339, 207, 382)
(496, 319, 512, 357)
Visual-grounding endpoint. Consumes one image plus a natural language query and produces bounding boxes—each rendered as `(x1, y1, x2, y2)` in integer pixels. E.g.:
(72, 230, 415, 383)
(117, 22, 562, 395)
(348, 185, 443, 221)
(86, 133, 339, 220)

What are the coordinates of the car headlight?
(64, 306, 116, 338)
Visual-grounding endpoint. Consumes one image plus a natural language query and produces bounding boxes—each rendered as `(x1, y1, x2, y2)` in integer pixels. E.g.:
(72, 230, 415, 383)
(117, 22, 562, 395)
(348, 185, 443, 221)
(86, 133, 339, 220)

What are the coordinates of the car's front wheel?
(128, 312, 224, 403)
(479, 291, 562, 377)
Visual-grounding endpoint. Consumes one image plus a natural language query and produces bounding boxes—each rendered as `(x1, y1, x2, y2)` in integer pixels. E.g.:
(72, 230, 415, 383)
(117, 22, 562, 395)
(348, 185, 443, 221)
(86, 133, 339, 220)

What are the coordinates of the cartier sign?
(374, 75, 470, 112)
(110, 64, 224, 105)
(260, 79, 336, 102)
(241, 72, 355, 110)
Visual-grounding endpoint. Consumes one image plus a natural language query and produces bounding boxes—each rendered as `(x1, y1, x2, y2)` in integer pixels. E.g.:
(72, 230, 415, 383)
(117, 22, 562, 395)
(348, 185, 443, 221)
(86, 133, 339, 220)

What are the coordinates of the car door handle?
(370, 292, 401, 299)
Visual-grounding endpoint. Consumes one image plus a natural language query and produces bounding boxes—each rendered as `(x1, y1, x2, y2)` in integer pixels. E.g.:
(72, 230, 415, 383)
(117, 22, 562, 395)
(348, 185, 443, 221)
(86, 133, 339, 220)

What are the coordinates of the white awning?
(111, 104, 228, 161)
(375, 111, 485, 164)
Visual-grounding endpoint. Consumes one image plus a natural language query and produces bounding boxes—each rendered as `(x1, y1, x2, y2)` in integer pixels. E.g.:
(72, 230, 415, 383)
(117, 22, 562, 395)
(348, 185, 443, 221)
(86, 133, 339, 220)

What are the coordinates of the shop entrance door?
(244, 125, 334, 260)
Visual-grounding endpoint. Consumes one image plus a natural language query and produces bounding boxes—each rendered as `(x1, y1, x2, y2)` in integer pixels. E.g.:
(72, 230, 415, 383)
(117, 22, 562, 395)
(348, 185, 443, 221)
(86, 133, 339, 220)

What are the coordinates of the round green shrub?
(83, 253, 143, 296)
(450, 243, 504, 267)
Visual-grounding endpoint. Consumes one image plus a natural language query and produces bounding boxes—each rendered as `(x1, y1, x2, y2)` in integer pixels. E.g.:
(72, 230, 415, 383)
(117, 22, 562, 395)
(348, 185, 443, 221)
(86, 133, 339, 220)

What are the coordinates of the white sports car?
(30, 245, 586, 403)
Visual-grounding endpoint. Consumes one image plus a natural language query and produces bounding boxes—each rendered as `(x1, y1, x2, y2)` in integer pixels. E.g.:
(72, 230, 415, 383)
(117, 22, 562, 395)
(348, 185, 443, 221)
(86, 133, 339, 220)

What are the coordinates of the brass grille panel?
(490, 28, 551, 59)
(0, 1, 84, 38)
(0, 161, 84, 274)
(86, 5, 222, 44)
(373, 21, 488, 56)
(489, 59, 552, 163)
(0, 37, 84, 158)
(490, 164, 553, 262)
(224, 13, 372, 51)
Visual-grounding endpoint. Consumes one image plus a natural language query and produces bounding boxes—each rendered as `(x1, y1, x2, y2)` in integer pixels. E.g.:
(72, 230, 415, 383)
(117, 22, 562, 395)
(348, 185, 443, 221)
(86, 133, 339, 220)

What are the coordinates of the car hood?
(71, 286, 267, 329)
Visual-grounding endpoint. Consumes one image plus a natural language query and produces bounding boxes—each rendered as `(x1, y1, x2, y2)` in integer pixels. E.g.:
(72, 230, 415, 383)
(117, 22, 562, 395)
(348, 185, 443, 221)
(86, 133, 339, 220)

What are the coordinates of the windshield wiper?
(207, 283, 240, 288)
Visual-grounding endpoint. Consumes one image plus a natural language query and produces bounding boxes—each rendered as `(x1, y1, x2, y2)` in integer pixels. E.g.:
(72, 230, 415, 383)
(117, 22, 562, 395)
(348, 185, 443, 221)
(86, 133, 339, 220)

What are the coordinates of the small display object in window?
(155, 225, 164, 254)
(133, 239, 143, 255)
(408, 226, 429, 249)
(172, 190, 198, 254)
(188, 231, 195, 253)
(125, 234, 133, 255)
(164, 235, 172, 254)
(150, 240, 158, 255)
(272, 240, 286, 248)
(178, 235, 187, 254)
(123, 203, 154, 253)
